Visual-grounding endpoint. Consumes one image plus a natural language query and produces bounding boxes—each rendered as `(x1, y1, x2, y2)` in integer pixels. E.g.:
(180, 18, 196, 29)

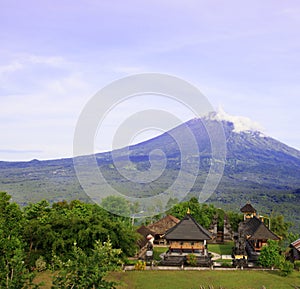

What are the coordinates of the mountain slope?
(0, 116, 300, 229)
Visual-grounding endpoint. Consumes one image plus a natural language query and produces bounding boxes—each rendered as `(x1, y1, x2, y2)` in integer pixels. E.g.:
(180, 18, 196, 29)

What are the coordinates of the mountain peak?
(204, 108, 265, 135)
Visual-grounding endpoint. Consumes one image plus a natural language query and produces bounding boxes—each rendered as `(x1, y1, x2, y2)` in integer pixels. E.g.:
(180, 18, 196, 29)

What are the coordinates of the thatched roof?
(146, 215, 180, 235)
(240, 203, 257, 213)
(165, 214, 212, 241)
(239, 216, 279, 241)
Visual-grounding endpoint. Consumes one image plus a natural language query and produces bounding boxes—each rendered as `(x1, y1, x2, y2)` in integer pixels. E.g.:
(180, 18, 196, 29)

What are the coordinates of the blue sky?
(1, 0, 300, 161)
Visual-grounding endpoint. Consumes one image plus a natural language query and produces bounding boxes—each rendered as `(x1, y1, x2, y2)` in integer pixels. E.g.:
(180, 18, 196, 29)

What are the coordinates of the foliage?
(23, 199, 138, 262)
(279, 258, 294, 276)
(258, 240, 282, 268)
(294, 260, 300, 271)
(286, 232, 300, 247)
(226, 211, 243, 232)
(52, 239, 122, 289)
(134, 260, 146, 270)
(167, 197, 242, 231)
(270, 214, 291, 241)
(1, 192, 139, 288)
(0, 192, 40, 288)
(167, 197, 217, 229)
(101, 195, 131, 218)
(186, 254, 197, 266)
(35, 256, 47, 272)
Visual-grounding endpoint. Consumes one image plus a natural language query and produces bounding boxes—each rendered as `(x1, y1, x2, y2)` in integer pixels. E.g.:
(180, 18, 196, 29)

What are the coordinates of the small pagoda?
(240, 202, 257, 220)
(161, 210, 212, 266)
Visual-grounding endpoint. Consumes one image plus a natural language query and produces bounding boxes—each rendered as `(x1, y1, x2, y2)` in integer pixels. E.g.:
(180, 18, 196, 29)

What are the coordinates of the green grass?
(153, 246, 168, 261)
(36, 269, 300, 289)
(208, 241, 234, 255)
(111, 270, 300, 289)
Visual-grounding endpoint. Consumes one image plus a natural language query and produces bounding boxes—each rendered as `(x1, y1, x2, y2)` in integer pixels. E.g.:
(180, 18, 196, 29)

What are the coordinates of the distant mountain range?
(1, 114, 300, 230)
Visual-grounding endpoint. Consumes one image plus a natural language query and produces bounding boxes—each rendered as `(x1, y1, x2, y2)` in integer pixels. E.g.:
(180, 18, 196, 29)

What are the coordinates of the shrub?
(258, 240, 281, 268)
(35, 256, 47, 272)
(186, 254, 197, 266)
(294, 260, 300, 271)
(134, 260, 146, 270)
(279, 259, 294, 276)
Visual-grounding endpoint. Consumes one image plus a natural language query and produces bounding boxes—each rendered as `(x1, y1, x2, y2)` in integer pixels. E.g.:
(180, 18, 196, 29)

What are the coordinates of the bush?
(258, 240, 281, 268)
(186, 254, 197, 266)
(279, 259, 294, 276)
(294, 260, 300, 271)
(134, 260, 146, 270)
(35, 256, 47, 272)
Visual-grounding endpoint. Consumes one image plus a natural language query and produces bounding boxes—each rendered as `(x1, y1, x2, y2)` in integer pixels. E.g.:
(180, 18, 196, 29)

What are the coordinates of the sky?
(1, 0, 300, 161)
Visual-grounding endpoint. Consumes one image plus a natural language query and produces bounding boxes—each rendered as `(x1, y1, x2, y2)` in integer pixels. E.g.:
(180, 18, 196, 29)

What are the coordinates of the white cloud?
(0, 61, 23, 74)
(211, 106, 264, 133)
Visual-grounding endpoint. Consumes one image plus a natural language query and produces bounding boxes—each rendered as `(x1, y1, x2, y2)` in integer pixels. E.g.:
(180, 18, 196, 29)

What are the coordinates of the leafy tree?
(0, 192, 40, 288)
(226, 211, 243, 232)
(258, 240, 281, 269)
(52, 239, 122, 289)
(101, 195, 131, 217)
(167, 197, 218, 229)
(23, 199, 138, 262)
(270, 214, 291, 240)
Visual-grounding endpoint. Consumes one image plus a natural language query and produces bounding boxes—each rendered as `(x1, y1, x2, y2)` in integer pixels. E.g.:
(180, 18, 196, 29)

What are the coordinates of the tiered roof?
(165, 214, 212, 241)
(240, 203, 257, 213)
(240, 216, 280, 240)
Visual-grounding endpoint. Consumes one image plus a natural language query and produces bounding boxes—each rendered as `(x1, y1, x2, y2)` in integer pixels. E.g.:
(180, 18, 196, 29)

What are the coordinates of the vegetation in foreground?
(1, 191, 299, 288)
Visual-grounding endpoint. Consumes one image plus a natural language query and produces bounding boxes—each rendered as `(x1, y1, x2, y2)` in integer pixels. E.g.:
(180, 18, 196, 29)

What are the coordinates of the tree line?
(0, 192, 138, 288)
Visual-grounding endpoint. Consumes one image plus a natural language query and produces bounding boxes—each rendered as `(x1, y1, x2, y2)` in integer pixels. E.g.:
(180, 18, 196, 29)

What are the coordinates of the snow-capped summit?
(205, 107, 265, 135)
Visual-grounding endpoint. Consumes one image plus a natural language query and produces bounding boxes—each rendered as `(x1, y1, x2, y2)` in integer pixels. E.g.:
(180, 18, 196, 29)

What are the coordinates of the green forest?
(0, 192, 298, 288)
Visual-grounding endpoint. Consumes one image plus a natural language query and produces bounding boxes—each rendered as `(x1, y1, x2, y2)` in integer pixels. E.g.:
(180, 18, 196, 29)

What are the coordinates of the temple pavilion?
(234, 203, 280, 262)
(161, 210, 212, 266)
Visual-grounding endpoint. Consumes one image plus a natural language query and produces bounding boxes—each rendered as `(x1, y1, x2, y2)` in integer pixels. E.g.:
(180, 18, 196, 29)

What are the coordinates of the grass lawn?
(35, 269, 300, 289)
(111, 270, 300, 289)
(208, 241, 234, 255)
(153, 246, 168, 260)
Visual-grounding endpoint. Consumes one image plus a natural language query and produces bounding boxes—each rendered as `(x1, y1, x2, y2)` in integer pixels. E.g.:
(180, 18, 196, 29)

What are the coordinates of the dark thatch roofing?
(240, 203, 257, 213)
(291, 238, 300, 251)
(147, 215, 180, 235)
(239, 216, 280, 241)
(165, 214, 212, 241)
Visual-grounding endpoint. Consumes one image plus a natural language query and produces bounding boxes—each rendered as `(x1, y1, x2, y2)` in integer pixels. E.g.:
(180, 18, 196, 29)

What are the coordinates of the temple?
(161, 211, 212, 266)
(233, 203, 280, 263)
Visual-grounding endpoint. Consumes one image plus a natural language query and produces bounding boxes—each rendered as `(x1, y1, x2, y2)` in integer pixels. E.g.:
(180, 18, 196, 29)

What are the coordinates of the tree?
(258, 240, 281, 269)
(52, 239, 122, 289)
(167, 197, 218, 229)
(101, 196, 131, 217)
(23, 199, 138, 262)
(0, 192, 40, 288)
(270, 214, 291, 241)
